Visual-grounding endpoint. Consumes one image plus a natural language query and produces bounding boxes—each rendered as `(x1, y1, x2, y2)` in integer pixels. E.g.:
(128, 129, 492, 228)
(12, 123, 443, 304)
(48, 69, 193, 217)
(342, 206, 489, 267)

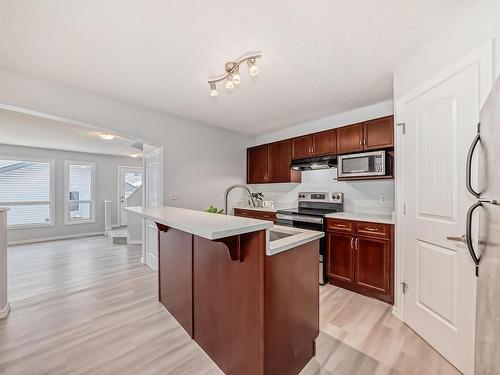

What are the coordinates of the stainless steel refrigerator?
(469, 76, 500, 375)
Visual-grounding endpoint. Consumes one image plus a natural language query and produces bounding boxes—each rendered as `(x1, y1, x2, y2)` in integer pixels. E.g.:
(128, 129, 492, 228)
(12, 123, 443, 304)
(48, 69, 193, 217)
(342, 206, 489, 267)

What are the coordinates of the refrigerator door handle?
(466, 201, 482, 277)
(466, 122, 481, 198)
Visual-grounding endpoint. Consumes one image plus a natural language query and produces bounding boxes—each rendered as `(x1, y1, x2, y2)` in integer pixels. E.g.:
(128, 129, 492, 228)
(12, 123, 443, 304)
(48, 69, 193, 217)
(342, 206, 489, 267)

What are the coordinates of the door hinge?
(396, 122, 406, 134)
(403, 202, 406, 215)
(401, 281, 409, 294)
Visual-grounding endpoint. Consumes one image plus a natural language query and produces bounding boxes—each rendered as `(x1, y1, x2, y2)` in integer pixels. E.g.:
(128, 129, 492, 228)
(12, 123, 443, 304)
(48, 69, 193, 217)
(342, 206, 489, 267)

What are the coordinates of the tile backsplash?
(246, 168, 395, 214)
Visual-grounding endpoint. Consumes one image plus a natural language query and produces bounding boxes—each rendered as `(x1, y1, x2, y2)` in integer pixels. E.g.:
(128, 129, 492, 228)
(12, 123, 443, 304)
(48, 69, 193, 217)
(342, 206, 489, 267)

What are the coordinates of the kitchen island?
(126, 206, 323, 375)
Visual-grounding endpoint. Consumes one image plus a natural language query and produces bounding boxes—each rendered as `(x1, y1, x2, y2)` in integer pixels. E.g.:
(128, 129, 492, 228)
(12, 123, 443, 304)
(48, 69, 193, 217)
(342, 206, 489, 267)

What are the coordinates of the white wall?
(0, 68, 255, 212)
(394, 0, 500, 99)
(1, 144, 141, 243)
(251, 100, 395, 214)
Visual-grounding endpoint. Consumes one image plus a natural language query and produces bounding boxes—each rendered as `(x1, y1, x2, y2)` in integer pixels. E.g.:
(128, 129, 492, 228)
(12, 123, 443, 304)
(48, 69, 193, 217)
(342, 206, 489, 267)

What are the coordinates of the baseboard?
(127, 240, 143, 245)
(0, 303, 10, 319)
(8, 231, 105, 245)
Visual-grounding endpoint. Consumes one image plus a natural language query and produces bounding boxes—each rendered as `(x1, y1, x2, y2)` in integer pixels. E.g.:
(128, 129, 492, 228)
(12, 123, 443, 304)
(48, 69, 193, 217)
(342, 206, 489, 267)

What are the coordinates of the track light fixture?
(208, 54, 261, 96)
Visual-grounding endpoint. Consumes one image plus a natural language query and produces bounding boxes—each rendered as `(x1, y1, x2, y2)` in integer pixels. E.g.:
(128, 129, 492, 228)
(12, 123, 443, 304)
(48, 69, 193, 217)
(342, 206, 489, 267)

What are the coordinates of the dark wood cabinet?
(336, 123, 364, 154)
(312, 129, 337, 156)
(363, 116, 394, 151)
(355, 236, 390, 296)
(234, 208, 277, 223)
(326, 218, 394, 304)
(247, 144, 268, 184)
(247, 115, 393, 183)
(292, 135, 313, 159)
(268, 140, 294, 183)
(326, 232, 354, 284)
(292, 130, 337, 159)
(337, 116, 394, 154)
(247, 141, 300, 184)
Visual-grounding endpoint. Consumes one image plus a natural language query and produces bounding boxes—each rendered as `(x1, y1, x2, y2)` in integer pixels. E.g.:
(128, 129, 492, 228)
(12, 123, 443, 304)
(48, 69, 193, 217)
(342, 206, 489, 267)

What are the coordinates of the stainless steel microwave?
(337, 150, 386, 178)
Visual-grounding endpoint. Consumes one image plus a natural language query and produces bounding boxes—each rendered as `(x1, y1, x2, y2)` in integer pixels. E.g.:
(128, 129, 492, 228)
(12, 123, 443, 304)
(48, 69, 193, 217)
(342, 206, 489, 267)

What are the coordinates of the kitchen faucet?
(224, 184, 256, 215)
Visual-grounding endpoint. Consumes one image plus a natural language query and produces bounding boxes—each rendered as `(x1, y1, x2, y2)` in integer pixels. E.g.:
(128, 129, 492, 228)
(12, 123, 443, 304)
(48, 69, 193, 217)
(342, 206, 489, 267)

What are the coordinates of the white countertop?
(233, 206, 278, 213)
(126, 206, 272, 240)
(325, 212, 395, 225)
(268, 225, 324, 256)
(126, 206, 324, 256)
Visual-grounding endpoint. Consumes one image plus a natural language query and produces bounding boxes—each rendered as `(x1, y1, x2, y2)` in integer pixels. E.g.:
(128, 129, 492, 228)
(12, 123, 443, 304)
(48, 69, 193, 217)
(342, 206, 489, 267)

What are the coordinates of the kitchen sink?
(269, 229, 295, 242)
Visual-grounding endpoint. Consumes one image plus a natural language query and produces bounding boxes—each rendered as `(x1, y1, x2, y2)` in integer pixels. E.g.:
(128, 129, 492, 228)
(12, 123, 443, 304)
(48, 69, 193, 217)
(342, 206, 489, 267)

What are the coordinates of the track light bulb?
(232, 66, 241, 85)
(209, 82, 218, 96)
(247, 59, 260, 77)
(226, 75, 234, 90)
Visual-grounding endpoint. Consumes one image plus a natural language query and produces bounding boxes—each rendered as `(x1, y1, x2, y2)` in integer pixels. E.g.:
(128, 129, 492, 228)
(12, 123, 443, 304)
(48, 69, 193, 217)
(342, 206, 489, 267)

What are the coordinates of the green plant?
(204, 205, 224, 214)
(251, 192, 264, 202)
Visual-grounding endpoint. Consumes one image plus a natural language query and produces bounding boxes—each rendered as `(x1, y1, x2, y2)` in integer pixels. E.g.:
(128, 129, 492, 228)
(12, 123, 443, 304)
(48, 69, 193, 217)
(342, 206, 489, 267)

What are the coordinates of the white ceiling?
(0, 109, 157, 157)
(0, 0, 474, 135)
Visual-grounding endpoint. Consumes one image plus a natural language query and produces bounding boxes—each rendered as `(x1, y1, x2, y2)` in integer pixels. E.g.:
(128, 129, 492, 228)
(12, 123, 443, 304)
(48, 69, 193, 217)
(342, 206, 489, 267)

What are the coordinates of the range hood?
(291, 155, 337, 171)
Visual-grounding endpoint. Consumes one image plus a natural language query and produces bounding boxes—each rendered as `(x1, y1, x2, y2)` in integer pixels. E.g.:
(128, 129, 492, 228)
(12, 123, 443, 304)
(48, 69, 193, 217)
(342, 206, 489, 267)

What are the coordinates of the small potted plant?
(204, 205, 224, 214)
(250, 192, 264, 207)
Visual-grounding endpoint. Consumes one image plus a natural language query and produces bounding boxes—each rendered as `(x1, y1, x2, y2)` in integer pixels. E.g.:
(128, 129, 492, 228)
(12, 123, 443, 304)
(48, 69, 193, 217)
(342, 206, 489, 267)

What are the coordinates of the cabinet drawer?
(234, 209, 253, 217)
(234, 209, 276, 222)
(326, 219, 353, 233)
(355, 222, 390, 238)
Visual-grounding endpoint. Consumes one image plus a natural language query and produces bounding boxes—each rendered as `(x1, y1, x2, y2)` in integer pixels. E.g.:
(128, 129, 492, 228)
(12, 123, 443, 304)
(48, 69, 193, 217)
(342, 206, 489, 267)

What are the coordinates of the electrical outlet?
(380, 194, 387, 205)
(170, 191, 179, 200)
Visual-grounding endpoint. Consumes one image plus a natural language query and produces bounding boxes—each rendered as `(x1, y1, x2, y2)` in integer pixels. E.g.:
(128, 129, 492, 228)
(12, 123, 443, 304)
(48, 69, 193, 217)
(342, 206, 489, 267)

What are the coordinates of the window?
(0, 157, 54, 228)
(64, 161, 96, 224)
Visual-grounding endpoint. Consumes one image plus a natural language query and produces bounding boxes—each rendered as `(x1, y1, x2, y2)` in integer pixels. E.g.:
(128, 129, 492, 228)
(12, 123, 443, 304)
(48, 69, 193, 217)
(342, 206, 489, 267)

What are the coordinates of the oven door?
(338, 151, 386, 178)
(276, 213, 326, 285)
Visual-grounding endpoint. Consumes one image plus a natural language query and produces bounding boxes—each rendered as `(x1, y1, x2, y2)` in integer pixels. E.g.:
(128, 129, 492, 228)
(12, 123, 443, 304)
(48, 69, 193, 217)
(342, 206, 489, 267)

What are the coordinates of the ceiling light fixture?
(208, 54, 261, 96)
(129, 152, 143, 158)
(99, 132, 115, 140)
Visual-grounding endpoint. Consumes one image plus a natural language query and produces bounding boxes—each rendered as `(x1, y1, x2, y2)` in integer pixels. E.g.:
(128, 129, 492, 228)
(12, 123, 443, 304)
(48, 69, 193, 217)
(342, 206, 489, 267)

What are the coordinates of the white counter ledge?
(325, 212, 395, 225)
(126, 206, 272, 240)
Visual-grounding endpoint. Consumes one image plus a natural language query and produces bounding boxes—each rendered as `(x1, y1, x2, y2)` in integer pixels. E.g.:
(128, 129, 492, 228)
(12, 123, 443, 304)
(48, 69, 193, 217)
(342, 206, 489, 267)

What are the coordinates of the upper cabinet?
(292, 129, 337, 159)
(336, 123, 364, 154)
(337, 116, 394, 154)
(247, 115, 393, 184)
(247, 140, 301, 184)
(247, 144, 268, 184)
(363, 116, 394, 151)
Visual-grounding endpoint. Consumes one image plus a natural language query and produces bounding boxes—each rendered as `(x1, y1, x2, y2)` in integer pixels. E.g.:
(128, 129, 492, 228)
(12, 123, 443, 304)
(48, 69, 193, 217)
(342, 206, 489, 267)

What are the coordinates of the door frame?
(117, 165, 144, 227)
(394, 39, 494, 320)
(141, 147, 164, 267)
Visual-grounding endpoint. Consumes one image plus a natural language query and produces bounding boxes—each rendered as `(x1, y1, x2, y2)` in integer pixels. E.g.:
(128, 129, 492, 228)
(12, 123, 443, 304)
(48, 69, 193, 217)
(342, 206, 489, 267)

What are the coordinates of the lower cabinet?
(326, 219, 394, 304)
(234, 208, 277, 223)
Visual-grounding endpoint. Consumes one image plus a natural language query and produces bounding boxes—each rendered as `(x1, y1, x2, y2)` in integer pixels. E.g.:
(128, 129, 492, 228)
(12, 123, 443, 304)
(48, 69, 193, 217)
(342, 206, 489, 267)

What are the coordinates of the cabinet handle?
(363, 227, 379, 232)
(351, 238, 355, 249)
(336, 224, 346, 228)
(355, 238, 359, 250)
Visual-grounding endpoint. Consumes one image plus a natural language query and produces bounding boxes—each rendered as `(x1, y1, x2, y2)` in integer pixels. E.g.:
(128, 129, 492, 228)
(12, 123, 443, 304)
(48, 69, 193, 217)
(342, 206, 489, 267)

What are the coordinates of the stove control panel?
(298, 192, 344, 203)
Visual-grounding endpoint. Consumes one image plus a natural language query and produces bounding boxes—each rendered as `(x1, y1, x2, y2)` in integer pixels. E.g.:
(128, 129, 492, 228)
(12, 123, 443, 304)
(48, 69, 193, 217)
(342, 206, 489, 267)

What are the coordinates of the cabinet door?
(312, 129, 337, 156)
(292, 135, 313, 159)
(336, 123, 364, 154)
(247, 144, 268, 184)
(326, 232, 354, 283)
(354, 236, 390, 295)
(268, 140, 293, 183)
(363, 116, 394, 150)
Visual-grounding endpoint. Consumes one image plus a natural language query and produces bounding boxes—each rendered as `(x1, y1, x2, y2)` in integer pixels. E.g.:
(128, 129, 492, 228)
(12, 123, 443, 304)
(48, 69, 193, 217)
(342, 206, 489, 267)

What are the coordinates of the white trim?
(64, 160, 96, 225)
(127, 240, 143, 245)
(393, 39, 494, 321)
(0, 154, 55, 228)
(117, 165, 144, 227)
(7, 231, 105, 245)
(0, 303, 10, 319)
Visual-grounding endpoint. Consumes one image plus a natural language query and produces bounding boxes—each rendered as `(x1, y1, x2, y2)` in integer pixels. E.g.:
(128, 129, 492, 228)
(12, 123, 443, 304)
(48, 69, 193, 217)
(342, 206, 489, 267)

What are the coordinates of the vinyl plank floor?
(0, 236, 460, 374)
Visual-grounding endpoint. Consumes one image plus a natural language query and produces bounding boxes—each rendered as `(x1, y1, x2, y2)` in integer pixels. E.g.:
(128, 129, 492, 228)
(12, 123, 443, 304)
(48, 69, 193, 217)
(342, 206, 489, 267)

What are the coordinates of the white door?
(118, 166, 143, 226)
(143, 149, 163, 270)
(399, 57, 490, 374)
